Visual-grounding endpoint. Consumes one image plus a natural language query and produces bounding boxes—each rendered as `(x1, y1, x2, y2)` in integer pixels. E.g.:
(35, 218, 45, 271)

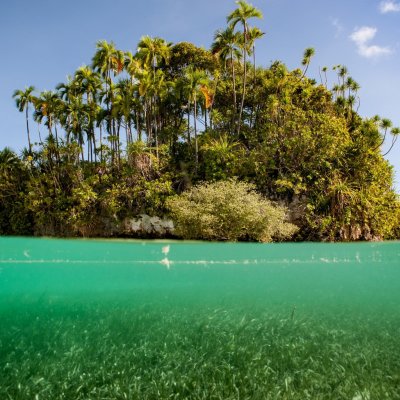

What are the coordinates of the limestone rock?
(122, 214, 175, 237)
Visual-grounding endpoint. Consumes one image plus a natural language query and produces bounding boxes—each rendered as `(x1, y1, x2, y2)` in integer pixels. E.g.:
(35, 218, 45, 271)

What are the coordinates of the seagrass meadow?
(0, 237, 399, 399)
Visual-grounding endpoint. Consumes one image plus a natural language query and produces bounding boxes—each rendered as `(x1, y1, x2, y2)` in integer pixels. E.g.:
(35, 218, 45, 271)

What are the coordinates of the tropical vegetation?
(167, 179, 297, 242)
(2, 0, 400, 241)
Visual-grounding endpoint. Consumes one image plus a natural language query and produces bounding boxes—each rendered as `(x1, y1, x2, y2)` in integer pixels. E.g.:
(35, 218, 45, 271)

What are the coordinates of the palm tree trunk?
(25, 107, 32, 154)
(149, 99, 153, 146)
(136, 111, 141, 142)
(250, 45, 256, 129)
(125, 123, 129, 146)
(112, 116, 118, 165)
(301, 62, 310, 79)
(117, 120, 121, 167)
(93, 127, 97, 164)
(209, 74, 219, 131)
(51, 118, 60, 163)
(194, 96, 198, 167)
(154, 97, 159, 160)
(144, 105, 149, 144)
(37, 123, 42, 144)
(237, 28, 247, 136)
(187, 101, 191, 144)
(383, 136, 398, 156)
(54, 123, 59, 147)
(100, 124, 103, 163)
(231, 49, 237, 134)
(375, 128, 389, 151)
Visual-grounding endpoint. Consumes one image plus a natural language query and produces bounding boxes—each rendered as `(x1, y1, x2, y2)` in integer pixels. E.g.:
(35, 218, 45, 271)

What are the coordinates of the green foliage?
(0, 148, 33, 235)
(167, 42, 218, 77)
(68, 177, 100, 236)
(305, 154, 400, 241)
(167, 179, 297, 242)
(25, 167, 74, 236)
(199, 133, 245, 180)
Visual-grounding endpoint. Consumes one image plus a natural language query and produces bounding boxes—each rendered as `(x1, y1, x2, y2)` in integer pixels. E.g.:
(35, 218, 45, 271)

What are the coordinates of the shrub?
(167, 179, 297, 242)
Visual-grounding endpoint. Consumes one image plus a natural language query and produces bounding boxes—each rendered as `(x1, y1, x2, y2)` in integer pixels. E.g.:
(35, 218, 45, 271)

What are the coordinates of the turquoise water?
(0, 238, 399, 399)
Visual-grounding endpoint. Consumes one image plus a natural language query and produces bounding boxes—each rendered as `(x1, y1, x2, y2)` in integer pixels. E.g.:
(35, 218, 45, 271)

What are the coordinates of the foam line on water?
(0, 257, 364, 265)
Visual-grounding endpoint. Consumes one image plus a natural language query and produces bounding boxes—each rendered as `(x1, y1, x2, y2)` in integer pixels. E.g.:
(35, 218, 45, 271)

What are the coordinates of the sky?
(1, 0, 399, 189)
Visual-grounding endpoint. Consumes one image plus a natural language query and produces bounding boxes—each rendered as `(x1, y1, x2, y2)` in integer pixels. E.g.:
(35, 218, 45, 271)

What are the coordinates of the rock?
(122, 214, 175, 237)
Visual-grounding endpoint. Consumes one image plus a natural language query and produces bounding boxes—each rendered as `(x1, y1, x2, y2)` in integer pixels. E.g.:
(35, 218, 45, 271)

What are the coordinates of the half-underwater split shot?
(1, 238, 400, 399)
(1, 0, 400, 398)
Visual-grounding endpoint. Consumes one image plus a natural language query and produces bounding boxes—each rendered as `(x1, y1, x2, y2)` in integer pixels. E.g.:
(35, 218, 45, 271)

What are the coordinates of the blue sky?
(1, 0, 399, 188)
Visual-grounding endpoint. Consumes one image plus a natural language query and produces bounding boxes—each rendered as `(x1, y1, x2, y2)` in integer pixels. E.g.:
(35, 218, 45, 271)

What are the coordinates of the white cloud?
(350, 26, 377, 45)
(358, 44, 392, 57)
(330, 18, 343, 37)
(379, 1, 400, 13)
(349, 26, 393, 58)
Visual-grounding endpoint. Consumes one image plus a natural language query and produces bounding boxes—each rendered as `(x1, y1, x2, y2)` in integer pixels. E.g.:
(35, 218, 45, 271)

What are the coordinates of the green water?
(0, 238, 399, 400)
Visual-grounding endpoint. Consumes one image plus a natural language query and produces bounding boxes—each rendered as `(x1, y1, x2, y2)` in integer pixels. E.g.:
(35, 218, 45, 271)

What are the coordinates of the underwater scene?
(0, 237, 399, 400)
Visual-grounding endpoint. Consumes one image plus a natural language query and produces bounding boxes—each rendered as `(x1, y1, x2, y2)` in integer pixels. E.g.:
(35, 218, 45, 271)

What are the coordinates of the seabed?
(0, 238, 399, 399)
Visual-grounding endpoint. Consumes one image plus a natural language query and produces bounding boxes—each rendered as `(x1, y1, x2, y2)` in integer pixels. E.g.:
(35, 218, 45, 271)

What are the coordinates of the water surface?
(1, 238, 399, 399)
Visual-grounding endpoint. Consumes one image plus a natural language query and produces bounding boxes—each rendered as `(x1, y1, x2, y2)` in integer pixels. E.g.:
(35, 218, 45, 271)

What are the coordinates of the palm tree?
(92, 41, 124, 165)
(56, 77, 79, 103)
(34, 91, 62, 147)
(92, 40, 124, 80)
(137, 68, 154, 144)
(333, 65, 348, 97)
(373, 118, 393, 151)
(211, 26, 241, 133)
(123, 55, 144, 142)
(349, 79, 360, 94)
(92, 40, 119, 114)
(124, 51, 143, 84)
(74, 66, 102, 161)
(301, 47, 315, 78)
(246, 26, 264, 127)
(74, 66, 101, 102)
(320, 66, 328, 87)
(227, 0, 263, 136)
(183, 66, 209, 166)
(247, 26, 264, 77)
(114, 79, 136, 146)
(338, 65, 348, 81)
(332, 83, 341, 100)
(13, 86, 36, 154)
(150, 69, 171, 159)
(137, 67, 171, 158)
(137, 36, 171, 74)
(59, 95, 89, 161)
(345, 76, 354, 98)
(383, 127, 400, 156)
